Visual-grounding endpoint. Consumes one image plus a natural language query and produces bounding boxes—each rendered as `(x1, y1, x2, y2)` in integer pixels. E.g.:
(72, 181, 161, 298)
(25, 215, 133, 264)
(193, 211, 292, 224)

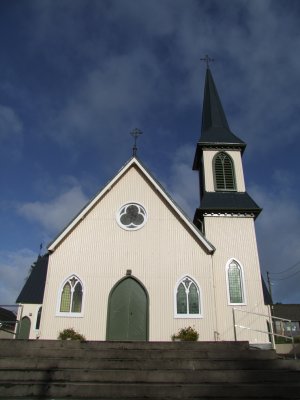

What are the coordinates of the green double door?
(106, 277, 148, 341)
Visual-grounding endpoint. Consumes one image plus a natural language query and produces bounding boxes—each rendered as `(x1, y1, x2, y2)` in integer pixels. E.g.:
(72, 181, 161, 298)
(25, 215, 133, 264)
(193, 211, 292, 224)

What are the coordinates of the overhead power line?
(268, 260, 300, 275)
(270, 268, 300, 281)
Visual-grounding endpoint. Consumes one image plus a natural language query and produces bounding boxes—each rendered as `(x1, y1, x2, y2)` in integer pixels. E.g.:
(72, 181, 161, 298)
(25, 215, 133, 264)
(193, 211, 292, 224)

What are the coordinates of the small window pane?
(188, 283, 199, 314)
(72, 282, 83, 312)
(228, 262, 243, 303)
(177, 283, 187, 314)
(60, 283, 71, 312)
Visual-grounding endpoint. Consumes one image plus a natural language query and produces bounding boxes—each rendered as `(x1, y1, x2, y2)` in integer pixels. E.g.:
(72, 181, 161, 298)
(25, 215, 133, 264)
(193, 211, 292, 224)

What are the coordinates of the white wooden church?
(16, 67, 270, 344)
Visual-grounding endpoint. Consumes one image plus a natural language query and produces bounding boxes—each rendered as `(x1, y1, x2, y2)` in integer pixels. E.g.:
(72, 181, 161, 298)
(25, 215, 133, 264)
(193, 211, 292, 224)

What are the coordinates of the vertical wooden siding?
(40, 166, 216, 341)
(205, 216, 269, 343)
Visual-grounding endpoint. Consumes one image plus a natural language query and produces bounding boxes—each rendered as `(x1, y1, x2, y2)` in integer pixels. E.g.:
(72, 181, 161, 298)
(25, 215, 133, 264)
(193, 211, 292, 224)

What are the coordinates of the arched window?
(58, 276, 83, 315)
(213, 152, 236, 191)
(35, 307, 42, 330)
(226, 260, 245, 304)
(175, 276, 202, 318)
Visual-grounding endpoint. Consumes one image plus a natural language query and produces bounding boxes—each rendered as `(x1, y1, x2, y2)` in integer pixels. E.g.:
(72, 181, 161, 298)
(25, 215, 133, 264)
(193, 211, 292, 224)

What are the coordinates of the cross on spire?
(130, 128, 143, 156)
(200, 54, 214, 69)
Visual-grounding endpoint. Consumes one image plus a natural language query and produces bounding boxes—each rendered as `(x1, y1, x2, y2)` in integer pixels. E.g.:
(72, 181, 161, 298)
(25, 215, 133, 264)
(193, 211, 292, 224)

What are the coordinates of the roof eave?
(48, 157, 215, 254)
(194, 207, 262, 220)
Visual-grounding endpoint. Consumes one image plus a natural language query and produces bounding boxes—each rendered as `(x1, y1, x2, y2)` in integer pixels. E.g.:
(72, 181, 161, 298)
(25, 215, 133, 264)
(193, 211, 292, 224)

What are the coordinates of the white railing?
(232, 307, 297, 360)
(0, 304, 22, 339)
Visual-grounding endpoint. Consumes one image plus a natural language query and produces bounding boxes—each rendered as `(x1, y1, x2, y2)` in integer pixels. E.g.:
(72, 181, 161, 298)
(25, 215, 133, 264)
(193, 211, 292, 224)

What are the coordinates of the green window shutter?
(214, 152, 236, 191)
(60, 283, 71, 312)
(223, 156, 235, 190)
(215, 155, 226, 190)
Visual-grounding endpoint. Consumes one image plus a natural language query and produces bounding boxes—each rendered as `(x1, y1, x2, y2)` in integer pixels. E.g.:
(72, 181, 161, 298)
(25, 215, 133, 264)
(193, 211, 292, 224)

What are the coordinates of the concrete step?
(0, 339, 251, 351)
(1, 382, 300, 399)
(0, 347, 278, 361)
(1, 356, 298, 371)
(0, 340, 299, 399)
(0, 368, 299, 384)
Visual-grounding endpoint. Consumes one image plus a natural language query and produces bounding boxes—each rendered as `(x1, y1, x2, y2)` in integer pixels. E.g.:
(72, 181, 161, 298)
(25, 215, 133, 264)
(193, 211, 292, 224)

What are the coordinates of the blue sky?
(1, 0, 300, 305)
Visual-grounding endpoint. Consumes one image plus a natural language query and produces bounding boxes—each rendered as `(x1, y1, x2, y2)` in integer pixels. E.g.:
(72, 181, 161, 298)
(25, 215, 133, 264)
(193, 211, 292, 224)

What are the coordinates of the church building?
(16, 67, 270, 344)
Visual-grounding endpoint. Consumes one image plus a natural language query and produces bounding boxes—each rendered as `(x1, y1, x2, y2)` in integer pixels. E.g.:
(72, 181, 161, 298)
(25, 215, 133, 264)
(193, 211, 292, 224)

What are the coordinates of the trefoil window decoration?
(117, 203, 147, 230)
(59, 276, 83, 314)
(213, 152, 236, 191)
(227, 260, 245, 304)
(175, 276, 202, 318)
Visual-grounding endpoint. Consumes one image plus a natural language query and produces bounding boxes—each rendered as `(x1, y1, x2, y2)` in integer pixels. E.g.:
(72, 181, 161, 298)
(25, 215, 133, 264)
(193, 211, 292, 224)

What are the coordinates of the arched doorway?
(106, 277, 148, 341)
(18, 316, 31, 339)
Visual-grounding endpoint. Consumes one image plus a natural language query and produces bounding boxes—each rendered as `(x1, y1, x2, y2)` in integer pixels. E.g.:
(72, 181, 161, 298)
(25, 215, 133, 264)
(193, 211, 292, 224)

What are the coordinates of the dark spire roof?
(193, 68, 246, 170)
(16, 254, 49, 304)
(192, 67, 261, 222)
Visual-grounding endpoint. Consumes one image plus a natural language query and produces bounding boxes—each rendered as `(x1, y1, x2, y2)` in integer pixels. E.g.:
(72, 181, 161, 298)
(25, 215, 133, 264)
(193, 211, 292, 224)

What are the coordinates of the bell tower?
(192, 66, 269, 343)
(193, 66, 261, 232)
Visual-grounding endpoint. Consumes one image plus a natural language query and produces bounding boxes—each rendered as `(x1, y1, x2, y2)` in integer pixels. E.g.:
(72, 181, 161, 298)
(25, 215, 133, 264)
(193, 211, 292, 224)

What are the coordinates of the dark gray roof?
(193, 68, 246, 170)
(0, 307, 17, 332)
(16, 254, 49, 304)
(193, 192, 261, 225)
(272, 304, 300, 321)
(196, 191, 261, 216)
(0, 307, 17, 322)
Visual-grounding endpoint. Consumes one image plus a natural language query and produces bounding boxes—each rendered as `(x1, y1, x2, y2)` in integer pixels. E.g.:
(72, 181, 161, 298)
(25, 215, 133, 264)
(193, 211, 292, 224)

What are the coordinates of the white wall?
(40, 165, 216, 341)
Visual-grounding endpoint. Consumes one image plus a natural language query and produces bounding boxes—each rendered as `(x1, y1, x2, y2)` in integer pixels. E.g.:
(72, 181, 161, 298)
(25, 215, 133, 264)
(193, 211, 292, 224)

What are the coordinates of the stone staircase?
(0, 340, 299, 399)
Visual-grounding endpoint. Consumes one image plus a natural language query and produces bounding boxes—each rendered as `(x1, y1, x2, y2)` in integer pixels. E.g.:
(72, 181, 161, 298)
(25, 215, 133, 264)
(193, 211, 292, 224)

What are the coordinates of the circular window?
(117, 203, 147, 230)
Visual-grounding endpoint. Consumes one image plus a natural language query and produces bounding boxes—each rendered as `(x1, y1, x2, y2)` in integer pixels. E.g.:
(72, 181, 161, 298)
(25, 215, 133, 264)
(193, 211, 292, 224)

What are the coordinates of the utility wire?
(270, 268, 300, 281)
(268, 260, 300, 275)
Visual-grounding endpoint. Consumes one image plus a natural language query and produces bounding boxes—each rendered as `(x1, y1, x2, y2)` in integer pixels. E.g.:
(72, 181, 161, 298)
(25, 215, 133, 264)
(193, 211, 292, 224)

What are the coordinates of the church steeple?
(193, 68, 246, 171)
(193, 67, 261, 230)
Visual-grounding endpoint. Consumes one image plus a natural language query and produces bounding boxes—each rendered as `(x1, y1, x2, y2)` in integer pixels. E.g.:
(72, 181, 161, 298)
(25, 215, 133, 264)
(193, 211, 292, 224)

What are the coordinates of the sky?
(0, 0, 300, 305)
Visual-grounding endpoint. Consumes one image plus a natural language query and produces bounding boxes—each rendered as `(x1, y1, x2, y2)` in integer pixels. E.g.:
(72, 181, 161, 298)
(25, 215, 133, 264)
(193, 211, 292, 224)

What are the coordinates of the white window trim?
(225, 258, 247, 306)
(56, 274, 84, 317)
(116, 202, 148, 231)
(174, 275, 203, 319)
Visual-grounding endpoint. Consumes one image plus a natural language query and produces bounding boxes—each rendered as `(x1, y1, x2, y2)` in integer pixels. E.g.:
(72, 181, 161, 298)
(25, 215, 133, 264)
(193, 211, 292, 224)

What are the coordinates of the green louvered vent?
(214, 152, 236, 191)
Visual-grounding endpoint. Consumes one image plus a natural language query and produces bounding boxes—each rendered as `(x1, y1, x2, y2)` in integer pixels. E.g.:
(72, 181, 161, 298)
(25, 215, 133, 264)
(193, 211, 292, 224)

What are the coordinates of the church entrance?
(17, 316, 31, 339)
(106, 277, 148, 341)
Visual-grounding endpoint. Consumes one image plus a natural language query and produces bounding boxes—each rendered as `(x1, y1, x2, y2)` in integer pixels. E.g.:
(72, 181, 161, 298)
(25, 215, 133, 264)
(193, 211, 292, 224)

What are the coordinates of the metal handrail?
(0, 304, 22, 339)
(232, 307, 297, 360)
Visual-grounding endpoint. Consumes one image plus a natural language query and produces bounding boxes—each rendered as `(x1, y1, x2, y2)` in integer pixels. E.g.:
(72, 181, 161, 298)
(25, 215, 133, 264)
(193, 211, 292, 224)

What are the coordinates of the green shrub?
(171, 326, 199, 341)
(58, 328, 86, 341)
(293, 335, 300, 343)
(275, 335, 300, 344)
(275, 336, 290, 344)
